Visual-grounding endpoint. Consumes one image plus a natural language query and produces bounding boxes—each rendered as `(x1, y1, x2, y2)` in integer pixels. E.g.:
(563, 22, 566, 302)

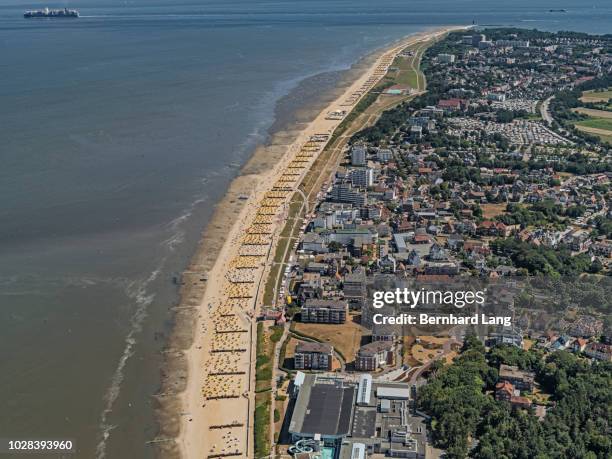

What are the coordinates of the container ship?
(24, 7, 79, 18)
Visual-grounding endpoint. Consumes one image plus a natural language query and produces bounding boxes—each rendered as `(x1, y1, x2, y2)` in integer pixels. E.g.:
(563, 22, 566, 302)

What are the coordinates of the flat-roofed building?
(288, 374, 355, 444)
(487, 326, 524, 348)
(376, 386, 411, 400)
(300, 299, 348, 324)
(351, 146, 367, 166)
(350, 443, 365, 459)
(356, 374, 372, 406)
(584, 342, 612, 362)
(355, 341, 395, 371)
(437, 53, 456, 63)
(343, 267, 366, 309)
(294, 342, 334, 371)
(288, 374, 426, 458)
(350, 168, 374, 189)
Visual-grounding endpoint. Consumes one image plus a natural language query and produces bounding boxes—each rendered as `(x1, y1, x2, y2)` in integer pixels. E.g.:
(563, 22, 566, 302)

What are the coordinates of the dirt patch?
(580, 89, 612, 103)
(482, 203, 508, 219)
(410, 335, 451, 363)
(292, 320, 366, 363)
(573, 107, 612, 119)
(402, 336, 421, 367)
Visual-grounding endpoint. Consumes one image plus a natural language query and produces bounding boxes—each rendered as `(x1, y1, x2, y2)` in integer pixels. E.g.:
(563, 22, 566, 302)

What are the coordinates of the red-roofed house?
(571, 338, 588, 353)
(584, 342, 612, 362)
(495, 380, 514, 402)
(510, 395, 532, 409)
(413, 234, 431, 244)
(478, 220, 512, 237)
(437, 98, 467, 112)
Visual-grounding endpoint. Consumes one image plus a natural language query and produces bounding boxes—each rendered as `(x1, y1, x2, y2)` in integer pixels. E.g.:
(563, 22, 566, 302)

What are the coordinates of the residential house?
(499, 364, 535, 391)
(584, 342, 612, 362)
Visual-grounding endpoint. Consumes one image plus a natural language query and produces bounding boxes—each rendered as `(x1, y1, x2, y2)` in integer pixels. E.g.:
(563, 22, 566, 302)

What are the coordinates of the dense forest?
(490, 238, 597, 276)
(418, 336, 612, 459)
(514, 276, 611, 319)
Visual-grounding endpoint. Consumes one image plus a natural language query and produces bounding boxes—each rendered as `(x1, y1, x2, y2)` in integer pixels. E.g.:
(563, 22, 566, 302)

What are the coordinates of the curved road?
(540, 96, 554, 125)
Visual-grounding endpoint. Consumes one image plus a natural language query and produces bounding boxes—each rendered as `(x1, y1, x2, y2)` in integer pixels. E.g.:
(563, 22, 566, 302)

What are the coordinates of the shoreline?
(155, 25, 465, 458)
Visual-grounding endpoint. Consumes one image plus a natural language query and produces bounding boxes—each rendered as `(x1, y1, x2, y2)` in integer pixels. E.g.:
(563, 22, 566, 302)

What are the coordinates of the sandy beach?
(157, 25, 464, 459)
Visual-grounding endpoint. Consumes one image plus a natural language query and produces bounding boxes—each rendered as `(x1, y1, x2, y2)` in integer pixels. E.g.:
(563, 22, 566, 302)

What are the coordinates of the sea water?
(0, 0, 610, 457)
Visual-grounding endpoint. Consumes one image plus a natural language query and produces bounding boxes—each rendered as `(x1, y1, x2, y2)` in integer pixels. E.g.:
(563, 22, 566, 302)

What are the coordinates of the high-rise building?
(330, 183, 367, 206)
(472, 33, 486, 46)
(350, 168, 374, 188)
(351, 145, 367, 166)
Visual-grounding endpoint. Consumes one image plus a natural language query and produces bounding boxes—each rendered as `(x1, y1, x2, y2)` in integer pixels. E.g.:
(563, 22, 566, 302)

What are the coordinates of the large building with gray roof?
(287, 373, 427, 459)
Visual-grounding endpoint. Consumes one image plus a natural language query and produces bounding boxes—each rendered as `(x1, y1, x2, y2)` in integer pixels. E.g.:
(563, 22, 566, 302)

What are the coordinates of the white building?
(487, 92, 506, 102)
(437, 53, 456, 63)
(377, 148, 393, 163)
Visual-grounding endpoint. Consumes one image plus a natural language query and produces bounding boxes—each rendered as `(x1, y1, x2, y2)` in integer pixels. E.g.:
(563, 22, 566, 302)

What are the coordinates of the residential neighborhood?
(256, 28, 612, 459)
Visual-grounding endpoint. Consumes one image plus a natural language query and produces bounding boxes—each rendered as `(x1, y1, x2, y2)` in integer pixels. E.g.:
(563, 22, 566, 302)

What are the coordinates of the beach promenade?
(177, 26, 462, 459)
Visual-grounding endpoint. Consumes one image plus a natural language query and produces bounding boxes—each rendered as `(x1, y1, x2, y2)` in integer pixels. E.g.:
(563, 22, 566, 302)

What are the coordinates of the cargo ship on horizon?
(24, 7, 79, 18)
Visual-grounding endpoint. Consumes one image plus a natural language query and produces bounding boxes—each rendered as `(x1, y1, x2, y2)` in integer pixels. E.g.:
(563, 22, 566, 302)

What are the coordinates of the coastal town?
(179, 28, 612, 459)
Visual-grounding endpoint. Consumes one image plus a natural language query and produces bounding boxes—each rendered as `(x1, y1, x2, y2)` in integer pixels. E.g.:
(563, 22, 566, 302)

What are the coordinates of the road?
(405, 337, 462, 387)
(540, 95, 555, 125)
(268, 322, 290, 450)
(271, 189, 307, 308)
(540, 95, 574, 143)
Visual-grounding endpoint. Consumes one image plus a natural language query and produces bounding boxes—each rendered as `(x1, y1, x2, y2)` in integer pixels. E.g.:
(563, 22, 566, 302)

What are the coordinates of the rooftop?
(296, 342, 334, 354)
(289, 375, 355, 438)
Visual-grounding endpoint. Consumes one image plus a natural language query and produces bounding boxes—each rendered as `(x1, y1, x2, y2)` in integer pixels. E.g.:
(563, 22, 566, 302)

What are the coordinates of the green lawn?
(387, 41, 432, 90)
(255, 322, 273, 391)
(575, 117, 612, 131)
(254, 392, 271, 457)
(392, 55, 420, 88)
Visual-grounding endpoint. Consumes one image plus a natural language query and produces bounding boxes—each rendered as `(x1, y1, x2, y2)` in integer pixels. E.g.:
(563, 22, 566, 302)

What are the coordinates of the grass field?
(411, 344, 444, 363)
(254, 392, 271, 458)
(255, 322, 273, 392)
(580, 88, 612, 103)
(391, 54, 420, 88)
(575, 117, 612, 131)
(481, 203, 508, 219)
(402, 336, 421, 367)
(292, 318, 365, 362)
(387, 40, 432, 90)
(574, 114, 612, 144)
(409, 336, 454, 364)
(576, 125, 612, 144)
